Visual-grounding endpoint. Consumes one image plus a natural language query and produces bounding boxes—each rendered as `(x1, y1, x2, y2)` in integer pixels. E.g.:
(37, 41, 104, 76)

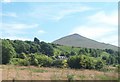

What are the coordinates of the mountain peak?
(72, 33, 80, 36)
(53, 34, 117, 51)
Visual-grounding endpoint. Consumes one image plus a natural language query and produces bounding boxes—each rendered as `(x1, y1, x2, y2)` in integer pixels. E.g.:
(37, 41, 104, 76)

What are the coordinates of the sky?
(0, 0, 118, 46)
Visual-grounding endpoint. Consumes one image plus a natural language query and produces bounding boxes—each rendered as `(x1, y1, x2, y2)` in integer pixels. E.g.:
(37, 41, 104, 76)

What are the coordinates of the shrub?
(2, 39, 16, 64)
(10, 58, 20, 65)
(67, 55, 81, 69)
(10, 58, 29, 66)
(52, 59, 68, 68)
(18, 59, 29, 66)
(29, 54, 39, 66)
(35, 54, 53, 67)
(67, 55, 103, 69)
(95, 59, 104, 70)
(79, 55, 95, 69)
(18, 53, 27, 59)
(67, 74, 75, 80)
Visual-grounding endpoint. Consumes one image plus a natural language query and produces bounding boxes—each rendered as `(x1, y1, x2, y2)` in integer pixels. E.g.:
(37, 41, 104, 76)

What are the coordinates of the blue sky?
(0, 0, 118, 46)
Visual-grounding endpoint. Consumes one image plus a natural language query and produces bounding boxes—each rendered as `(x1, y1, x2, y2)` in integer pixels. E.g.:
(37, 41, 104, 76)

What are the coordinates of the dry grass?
(1, 65, 118, 80)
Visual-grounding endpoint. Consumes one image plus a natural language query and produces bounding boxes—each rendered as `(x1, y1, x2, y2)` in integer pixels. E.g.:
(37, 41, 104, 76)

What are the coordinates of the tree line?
(0, 38, 119, 70)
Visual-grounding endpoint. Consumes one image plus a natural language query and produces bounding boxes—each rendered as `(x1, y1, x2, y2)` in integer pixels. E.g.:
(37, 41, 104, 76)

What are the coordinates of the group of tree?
(67, 55, 104, 69)
(0, 38, 120, 70)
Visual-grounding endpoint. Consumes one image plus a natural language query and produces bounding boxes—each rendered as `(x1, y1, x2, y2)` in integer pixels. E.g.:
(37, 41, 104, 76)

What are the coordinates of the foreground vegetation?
(0, 37, 120, 80)
(1, 65, 118, 80)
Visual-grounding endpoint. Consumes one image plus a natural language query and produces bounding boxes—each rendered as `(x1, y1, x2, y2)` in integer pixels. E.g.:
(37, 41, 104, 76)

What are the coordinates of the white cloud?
(1, 0, 12, 3)
(1, 12, 18, 17)
(71, 25, 116, 39)
(0, 23, 39, 39)
(71, 11, 118, 46)
(52, 6, 92, 21)
(88, 11, 118, 26)
(2, 36, 32, 41)
(38, 30, 46, 34)
(1, 23, 39, 30)
(6, 0, 118, 2)
(30, 4, 93, 21)
(33, 30, 46, 38)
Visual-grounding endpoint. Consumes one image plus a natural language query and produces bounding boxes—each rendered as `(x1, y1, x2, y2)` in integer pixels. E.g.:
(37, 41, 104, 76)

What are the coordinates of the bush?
(67, 74, 75, 80)
(18, 53, 27, 59)
(10, 58, 29, 66)
(2, 39, 16, 64)
(80, 55, 95, 69)
(10, 58, 20, 65)
(52, 59, 68, 68)
(29, 54, 39, 66)
(67, 55, 103, 69)
(35, 54, 53, 67)
(67, 55, 81, 69)
(18, 59, 29, 66)
(95, 59, 104, 70)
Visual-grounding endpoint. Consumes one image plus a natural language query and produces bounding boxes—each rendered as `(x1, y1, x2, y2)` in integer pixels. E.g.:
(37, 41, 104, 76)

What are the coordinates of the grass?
(2, 65, 118, 80)
(18, 67, 48, 73)
(95, 75, 118, 80)
(67, 74, 75, 80)
(57, 45, 80, 53)
(79, 75, 86, 80)
(31, 68, 48, 73)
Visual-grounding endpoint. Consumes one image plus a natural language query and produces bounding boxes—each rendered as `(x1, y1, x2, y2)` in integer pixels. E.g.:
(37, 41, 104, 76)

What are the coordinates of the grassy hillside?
(53, 34, 118, 51)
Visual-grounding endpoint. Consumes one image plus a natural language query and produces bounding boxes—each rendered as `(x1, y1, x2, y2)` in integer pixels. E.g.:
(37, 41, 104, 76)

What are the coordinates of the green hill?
(53, 33, 118, 51)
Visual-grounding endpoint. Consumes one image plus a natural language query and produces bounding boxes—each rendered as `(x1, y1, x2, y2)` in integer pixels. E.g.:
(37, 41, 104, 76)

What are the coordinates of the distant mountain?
(52, 34, 118, 51)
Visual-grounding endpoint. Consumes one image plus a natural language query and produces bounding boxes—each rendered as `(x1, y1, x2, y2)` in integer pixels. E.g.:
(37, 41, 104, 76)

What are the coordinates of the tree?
(80, 55, 94, 69)
(95, 59, 104, 70)
(52, 59, 67, 68)
(30, 43, 41, 53)
(70, 51, 76, 56)
(105, 49, 114, 55)
(19, 53, 27, 59)
(13, 40, 30, 54)
(106, 55, 115, 65)
(67, 55, 81, 69)
(34, 37, 40, 44)
(40, 41, 54, 56)
(29, 54, 39, 66)
(79, 49, 86, 55)
(2, 39, 16, 64)
(35, 54, 53, 67)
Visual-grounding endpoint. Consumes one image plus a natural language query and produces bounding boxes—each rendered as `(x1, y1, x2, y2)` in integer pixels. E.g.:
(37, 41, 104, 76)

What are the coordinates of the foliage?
(40, 41, 54, 56)
(12, 40, 30, 54)
(2, 39, 16, 64)
(29, 54, 39, 66)
(18, 53, 27, 59)
(95, 59, 104, 70)
(52, 59, 68, 68)
(10, 58, 29, 66)
(34, 37, 40, 44)
(68, 55, 104, 69)
(80, 55, 95, 69)
(35, 54, 53, 67)
(67, 55, 81, 69)
(67, 74, 75, 80)
(1, 38, 119, 70)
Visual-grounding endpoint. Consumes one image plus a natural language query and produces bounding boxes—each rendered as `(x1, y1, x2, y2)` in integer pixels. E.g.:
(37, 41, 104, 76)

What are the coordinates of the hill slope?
(52, 34, 118, 51)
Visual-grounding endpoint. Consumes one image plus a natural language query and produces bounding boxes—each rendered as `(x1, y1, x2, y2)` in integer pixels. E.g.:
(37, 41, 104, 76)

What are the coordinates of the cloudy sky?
(0, 0, 118, 46)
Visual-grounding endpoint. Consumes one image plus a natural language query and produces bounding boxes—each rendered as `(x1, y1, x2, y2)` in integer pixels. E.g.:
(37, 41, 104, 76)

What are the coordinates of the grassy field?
(1, 65, 118, 80)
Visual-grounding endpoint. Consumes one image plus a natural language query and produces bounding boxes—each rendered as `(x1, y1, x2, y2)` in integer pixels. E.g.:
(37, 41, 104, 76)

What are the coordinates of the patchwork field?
(1, 65, 118, 80)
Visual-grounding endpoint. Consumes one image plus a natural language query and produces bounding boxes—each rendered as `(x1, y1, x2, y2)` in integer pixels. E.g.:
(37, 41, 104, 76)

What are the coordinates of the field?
(1, 65, 118, 80)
